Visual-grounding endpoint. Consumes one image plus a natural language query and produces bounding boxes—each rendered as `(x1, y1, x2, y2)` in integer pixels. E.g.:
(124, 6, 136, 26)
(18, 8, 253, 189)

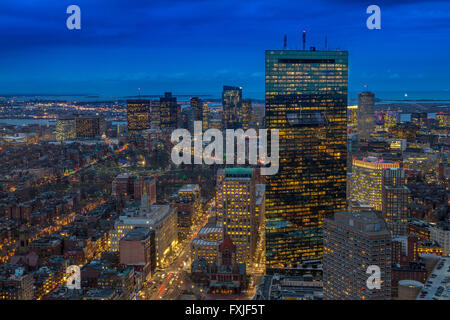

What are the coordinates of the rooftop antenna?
(138, 88, 141, 98)
(302, 30, 306, 50)
(283, 34, 287, 49)
(325, 36, 328, 50)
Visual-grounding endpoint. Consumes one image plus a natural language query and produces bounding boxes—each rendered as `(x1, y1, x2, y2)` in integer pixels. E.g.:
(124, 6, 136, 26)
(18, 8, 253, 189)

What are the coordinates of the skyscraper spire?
(302, 30, 306, 50)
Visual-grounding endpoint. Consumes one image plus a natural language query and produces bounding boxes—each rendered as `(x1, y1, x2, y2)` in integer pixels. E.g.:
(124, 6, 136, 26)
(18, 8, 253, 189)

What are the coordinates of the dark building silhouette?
(222, 85, 242, 129)
(160, 92, 179, 129)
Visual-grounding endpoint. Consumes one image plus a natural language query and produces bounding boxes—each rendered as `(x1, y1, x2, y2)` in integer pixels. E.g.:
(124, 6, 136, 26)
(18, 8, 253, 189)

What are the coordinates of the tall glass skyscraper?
(265, 50, 348, 272)
(127, 99, 151, 133)
(160, 92, 179, 129)
(357, 92, 375, 141)
(222, 85, 243, 129)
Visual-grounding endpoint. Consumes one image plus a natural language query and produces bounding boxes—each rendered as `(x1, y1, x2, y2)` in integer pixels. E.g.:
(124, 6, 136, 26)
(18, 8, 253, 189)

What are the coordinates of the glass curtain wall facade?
(222, 85, 243, 129)
(127, 99, 151, 133)
(265, 50, 348, 272)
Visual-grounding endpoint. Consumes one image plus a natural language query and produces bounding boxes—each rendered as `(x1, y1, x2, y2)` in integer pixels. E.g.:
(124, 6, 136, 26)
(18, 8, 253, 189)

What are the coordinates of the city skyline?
(0, 0, 449, 304)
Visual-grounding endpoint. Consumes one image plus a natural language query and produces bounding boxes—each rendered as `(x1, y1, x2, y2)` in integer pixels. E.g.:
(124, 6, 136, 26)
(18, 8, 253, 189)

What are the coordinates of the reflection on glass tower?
(265, 49, 348, 272)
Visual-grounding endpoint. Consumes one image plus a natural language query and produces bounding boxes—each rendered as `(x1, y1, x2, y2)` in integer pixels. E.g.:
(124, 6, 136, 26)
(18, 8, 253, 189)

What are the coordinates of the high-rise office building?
(357, 92, 375, 140)
(160, 92, 179, 129)
(222, 85, 242, 129)
(190, 97, 203, 122)
(150, 100, 161, 129)
(242, 99, 252, 130)
(111, 173, 156, 204)
(436, 113, 449, 127)
(180, 106, 195, 133)
(351, 156, 401, 211)
(111, 203, 177, 267)
(127, 99, 151, 133)
(216, 168, 256, 267)
(411, 112, 427, 127)
(323, 211, 392, 300)
(383, 112, 400, 129)
(347, 105, 358, 132)
(56, 116, 76, 141)
(382, 168, 410, 236)
(202, 102, 210, 131)
(75, 116, 105, 139)
(265, 49, 348, 271)
(173, 184, 202, 240)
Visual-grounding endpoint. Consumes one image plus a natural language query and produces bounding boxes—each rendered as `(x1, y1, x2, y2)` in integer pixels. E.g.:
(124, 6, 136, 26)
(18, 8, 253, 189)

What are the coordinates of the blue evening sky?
(0, 0, 449, 100)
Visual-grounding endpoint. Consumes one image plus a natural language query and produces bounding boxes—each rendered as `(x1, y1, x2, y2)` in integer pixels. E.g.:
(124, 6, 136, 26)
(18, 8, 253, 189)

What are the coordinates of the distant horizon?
(2, 90, 450, 103)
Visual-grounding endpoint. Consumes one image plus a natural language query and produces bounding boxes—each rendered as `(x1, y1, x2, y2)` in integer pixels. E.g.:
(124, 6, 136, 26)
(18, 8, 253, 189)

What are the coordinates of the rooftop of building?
(225, 168, 253, 177)
(122, 227, 153, 241)
(329, 211, 391, 235)
(115, 172, 134, 179)
(83, 288, 117, 299)
(255, 274, 323, 300)
(353, 156, 401, 169)
(178, 184, 200, 193)
(191, 238, 222, 246)
(119, 204, 175, 226)
(197, 225, 223, 236)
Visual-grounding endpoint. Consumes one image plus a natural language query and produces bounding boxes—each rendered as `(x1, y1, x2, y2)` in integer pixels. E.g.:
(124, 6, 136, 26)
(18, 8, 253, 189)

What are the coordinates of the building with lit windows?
(150, 100, 160, 129)
(351, 156, 401, 211)
(411, 112, 428, 127)
(56, 115, 76, 141)
(435, 113, 449, 127)
(190, 97, 203, 123)
(209, 234, 247, 295)
(347, 105, 358, 132)
(222, 85, 242, 129)
(208, 119, 222, 130)
(357, 92, 375, 140)
(265, 49, 348, 271)
(180, 106, 194, 132)
(119, 227, 156, 279)
(323, 211, 392, 300)
(191, 234, 247, 295)
(127, 99, 151, 133)
(160, 92, 179, 129)
(202, 102, 210, 131)
(111, 198, 177, 267)
(191, 224, 223, 263)
(383, 112, 400, 130)
(172, 184, 202, 240)
(242, 99, 252, 130)
(382, 168, 410, 236)
(75, 116, 105, 139)
(390, 235, 427, 298)
(0, 265, 34, 300)
(430, 222, 450, 256)
(216, 168, 256, 267)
